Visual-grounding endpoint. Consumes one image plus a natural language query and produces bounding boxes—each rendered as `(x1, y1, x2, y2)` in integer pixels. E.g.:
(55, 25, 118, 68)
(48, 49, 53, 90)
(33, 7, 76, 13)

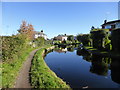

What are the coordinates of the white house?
(54, 34, 67, 41)
(101, 20, 120, 31)
(34, 30, 47, 40)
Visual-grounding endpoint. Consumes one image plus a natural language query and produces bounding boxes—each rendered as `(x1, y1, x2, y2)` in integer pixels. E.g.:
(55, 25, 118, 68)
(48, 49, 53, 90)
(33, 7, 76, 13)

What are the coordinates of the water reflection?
(45, 45, 120, 87)
(76, 48, 92, 62)
(90, 54, 109, 76)
(76, 48, 120, 84)
(54, 45, 77, 53)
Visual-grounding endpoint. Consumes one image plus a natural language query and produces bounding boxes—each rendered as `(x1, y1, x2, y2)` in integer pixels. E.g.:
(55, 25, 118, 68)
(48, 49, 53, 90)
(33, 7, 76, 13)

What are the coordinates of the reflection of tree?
(83, 55, 92, 62)
(76, 49, 111, 76)
(54, 48, 67, 53)
(67, 46, 74, 52)
(54, 45, 76, 53)
(110, 57, 120, 84)
(58, 45, 66, 49)
(44, 49, 53, 58)
(76, 48, 92, 62)
(76, 48, 88, 56)
(55, 45, 77, 52)
(90, 54, 109, 76)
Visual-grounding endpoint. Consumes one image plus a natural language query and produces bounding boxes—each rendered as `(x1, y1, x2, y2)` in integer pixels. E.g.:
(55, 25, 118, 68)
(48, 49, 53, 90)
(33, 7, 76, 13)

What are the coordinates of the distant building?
(101, 20, 120, 31)
(34, 30, 47, 40)
(54, 34, 67, 41)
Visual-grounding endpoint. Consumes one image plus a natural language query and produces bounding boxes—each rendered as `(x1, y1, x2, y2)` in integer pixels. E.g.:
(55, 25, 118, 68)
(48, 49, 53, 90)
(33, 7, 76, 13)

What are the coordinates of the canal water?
(44, 46, 120, 88)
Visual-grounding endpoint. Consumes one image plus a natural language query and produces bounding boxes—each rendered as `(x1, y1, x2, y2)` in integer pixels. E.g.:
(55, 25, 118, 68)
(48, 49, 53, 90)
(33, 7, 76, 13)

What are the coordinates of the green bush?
(90, 29, 110, 50)
(33, 37, 45, 47)
(2, 34, 29, 62)
(2, 34, 48, 88)
(77, 34, 91, 46)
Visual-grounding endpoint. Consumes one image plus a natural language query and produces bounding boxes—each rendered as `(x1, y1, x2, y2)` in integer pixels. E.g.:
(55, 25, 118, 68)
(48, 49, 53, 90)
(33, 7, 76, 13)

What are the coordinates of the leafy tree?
(90, 29, 110, 50)
(67, 35, 74, 41)
(18, 21, 27, 34)
(77, 34, 91, 46)
(27, 24, 35, 40)
(34, 37, 45, 47)
(18, 21, 35, 40)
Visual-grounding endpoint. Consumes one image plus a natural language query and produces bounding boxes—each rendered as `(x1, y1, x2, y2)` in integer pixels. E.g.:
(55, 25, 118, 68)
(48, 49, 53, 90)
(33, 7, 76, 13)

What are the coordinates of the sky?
(2, 2, 119, 39)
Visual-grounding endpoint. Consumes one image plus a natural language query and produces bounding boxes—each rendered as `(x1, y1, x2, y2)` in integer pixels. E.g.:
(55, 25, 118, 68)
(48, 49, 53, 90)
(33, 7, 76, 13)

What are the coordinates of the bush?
(33, 37, 45, 47)
(2, 34, 29, 62)
(77, 34, 91, 46)
(90, 29, 110, 50)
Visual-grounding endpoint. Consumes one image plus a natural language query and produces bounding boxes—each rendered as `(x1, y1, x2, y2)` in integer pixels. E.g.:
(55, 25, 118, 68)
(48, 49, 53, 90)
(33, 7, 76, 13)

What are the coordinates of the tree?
(18, 21, 35, 40)
(90, 29, 110, 50)
(18, 21, 28, 34)
(67, 35, 74, 41)
(77, 34, 91, 46)
(27, 24, 35, 40)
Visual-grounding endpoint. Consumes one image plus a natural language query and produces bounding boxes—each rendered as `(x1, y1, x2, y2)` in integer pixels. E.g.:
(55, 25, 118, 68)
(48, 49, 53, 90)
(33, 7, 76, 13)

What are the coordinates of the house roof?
(102, 20, 120, 26)
(56, 35, 67, 37)
(35, 31, 47, 36)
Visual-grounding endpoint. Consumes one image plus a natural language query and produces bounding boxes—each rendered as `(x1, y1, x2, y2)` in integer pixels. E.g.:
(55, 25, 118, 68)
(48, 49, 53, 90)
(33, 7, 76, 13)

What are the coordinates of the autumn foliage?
(18, 21, 35, 40)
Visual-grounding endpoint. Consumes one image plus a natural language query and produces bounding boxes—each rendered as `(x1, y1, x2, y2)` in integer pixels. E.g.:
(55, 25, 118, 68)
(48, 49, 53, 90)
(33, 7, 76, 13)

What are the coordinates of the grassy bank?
(30, 48, 70, 88)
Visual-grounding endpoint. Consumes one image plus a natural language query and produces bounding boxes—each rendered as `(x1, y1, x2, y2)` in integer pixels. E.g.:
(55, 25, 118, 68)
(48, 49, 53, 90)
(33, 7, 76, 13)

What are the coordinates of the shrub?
(2, 34, 29, 62)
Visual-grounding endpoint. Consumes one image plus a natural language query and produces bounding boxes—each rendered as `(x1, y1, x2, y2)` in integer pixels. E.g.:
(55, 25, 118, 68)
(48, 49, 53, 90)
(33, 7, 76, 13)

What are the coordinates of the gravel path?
(14, 48, 40, 88)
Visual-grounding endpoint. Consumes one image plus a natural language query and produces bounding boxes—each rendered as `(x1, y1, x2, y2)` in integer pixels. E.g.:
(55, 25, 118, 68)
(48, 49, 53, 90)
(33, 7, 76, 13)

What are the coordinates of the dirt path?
(14, 48, 41, 88)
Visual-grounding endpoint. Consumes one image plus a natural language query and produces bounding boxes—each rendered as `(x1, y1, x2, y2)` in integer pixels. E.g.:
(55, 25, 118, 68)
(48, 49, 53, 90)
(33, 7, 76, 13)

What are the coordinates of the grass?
(30, 48, 70, 88)
(2, 45, 52, 88)
(2, 47, 37, 88)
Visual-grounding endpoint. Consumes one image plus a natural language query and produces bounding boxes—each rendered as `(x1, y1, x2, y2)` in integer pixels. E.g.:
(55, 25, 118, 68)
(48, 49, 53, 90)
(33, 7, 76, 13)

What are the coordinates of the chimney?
(104, 20, 107, 24)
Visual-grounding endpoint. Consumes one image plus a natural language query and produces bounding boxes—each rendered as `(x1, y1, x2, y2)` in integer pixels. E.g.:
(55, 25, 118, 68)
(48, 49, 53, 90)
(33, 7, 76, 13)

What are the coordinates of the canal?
(44, 46, 120, 88)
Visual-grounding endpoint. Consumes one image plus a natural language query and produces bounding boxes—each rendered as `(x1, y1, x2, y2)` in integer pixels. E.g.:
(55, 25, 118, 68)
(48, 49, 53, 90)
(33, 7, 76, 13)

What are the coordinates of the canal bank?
(30, 46, 70, 88)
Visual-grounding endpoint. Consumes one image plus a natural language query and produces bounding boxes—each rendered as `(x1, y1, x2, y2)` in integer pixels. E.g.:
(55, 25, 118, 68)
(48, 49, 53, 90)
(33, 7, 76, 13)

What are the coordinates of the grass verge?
(30, 48, 70, 88)
(2, 47, 41, 88)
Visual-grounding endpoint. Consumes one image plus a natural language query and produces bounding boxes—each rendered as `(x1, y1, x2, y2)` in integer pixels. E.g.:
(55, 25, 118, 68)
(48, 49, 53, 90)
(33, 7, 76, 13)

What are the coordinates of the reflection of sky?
(45, 50, 120, 88)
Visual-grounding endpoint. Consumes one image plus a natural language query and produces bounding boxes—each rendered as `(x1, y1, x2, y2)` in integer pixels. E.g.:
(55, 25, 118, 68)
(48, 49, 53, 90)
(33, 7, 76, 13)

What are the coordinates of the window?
(111, 24, 116, 29)
(105, 25, 111, 29)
